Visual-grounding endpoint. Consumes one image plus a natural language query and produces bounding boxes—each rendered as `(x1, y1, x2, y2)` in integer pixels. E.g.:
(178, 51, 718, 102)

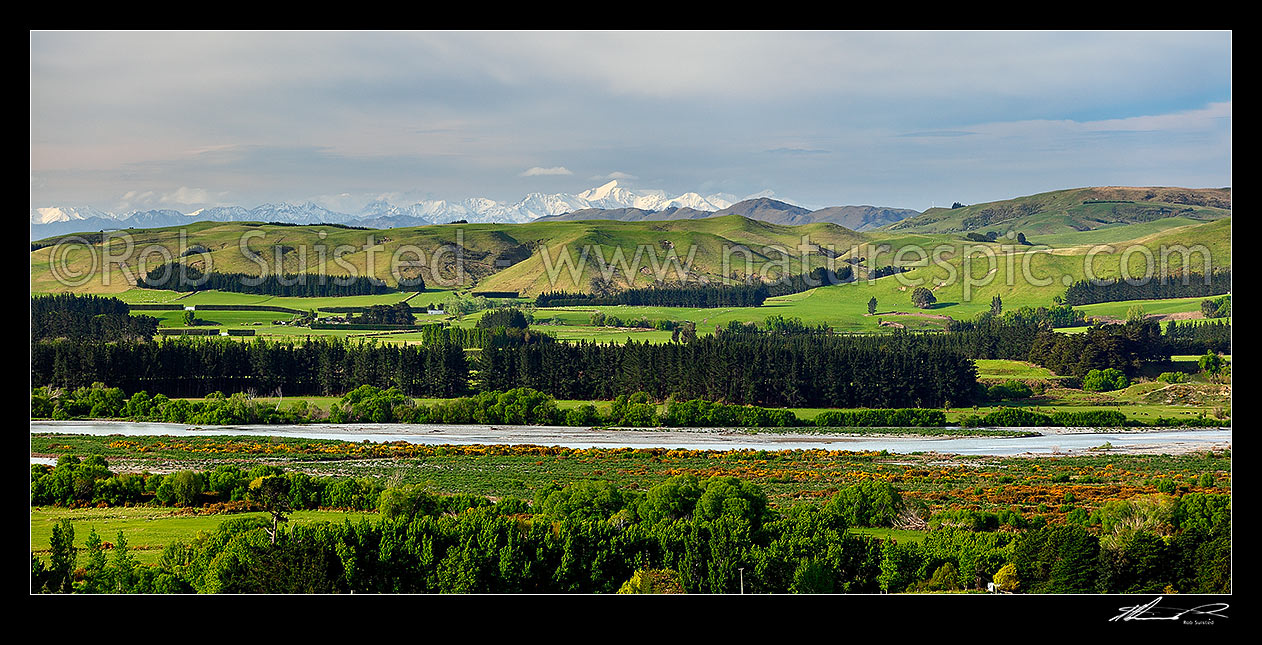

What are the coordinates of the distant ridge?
(539, 197, 919, 231)
(28, 179, 745, 240)
(884, 186, 1231, 235)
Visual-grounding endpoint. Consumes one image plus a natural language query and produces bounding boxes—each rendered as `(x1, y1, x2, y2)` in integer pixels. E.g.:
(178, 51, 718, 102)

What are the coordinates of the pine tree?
(47, 519, 76, 593)
(82, 527, 108, 593)
(109, 531, 136, 593)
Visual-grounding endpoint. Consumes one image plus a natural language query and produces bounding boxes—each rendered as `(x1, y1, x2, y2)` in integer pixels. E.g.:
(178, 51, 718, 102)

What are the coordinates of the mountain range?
(30, 180, 923, 241)
(538, 198, 919, 231)
(29, 181, 763, 240)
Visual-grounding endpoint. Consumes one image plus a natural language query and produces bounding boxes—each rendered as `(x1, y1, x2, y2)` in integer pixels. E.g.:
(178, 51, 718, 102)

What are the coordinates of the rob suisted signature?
(1110, 596, 1229, 623)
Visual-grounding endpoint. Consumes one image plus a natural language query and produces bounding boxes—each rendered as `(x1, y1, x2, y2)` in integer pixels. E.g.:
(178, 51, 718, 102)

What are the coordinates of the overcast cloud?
(30, 30, 1231, 213)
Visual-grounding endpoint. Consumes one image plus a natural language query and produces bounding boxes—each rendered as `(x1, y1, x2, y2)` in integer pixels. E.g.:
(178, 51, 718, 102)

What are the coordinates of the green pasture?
(884, 187, 1230, 237)
(33, 213, 1230, 340)
(30, 507, 375, 566)
(1075, 297, 1223, 320)
(1026, 216, 1224, 248)
(973, 360, 1066, 383)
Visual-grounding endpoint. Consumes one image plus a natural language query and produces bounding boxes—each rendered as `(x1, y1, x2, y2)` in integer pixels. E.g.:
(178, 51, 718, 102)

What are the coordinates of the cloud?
(520, 166, 573, 177)
(590, 171, 638, 180)
(27, 33, 1230, 212)
(160, 187, 214, 205)
(958, 102, 1231, 141)
(896, 131, 976, 138)
(765, 148, 830, 155)
(121, 190, 155, 202)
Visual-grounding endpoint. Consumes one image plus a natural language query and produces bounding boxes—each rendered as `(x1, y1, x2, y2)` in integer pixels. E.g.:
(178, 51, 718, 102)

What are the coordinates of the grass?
(30, 507, 375, 566)
(943, 380, 1230, 424)
(848, 528, 927, 543)
(883, 187, 1230, 237)
(32, 209, 1231, 341)
(974, 360, 1065, 382)
(1075, 297, 1220, 320)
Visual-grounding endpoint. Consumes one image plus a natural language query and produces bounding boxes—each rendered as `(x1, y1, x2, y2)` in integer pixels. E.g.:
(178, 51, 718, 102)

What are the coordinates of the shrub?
(1082, 368, 1129, 392)
(827, 481, 903, 528)
(814, 408, 946, 427)
(974, 408, 1053, 427)
(911, 287, 937, 309)
(476, 308, 530, 330)
(987, 380, 1033, 401)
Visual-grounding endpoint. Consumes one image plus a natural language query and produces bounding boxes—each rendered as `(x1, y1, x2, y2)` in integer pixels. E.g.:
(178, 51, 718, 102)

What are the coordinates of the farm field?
(974, 360, 1064, 382)
(30, 506, 374, 566)
(1075, 297, 1221, 320)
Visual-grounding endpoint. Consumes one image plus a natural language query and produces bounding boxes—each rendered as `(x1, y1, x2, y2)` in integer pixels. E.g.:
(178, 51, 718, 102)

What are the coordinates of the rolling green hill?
(31, 193, 1231, 336)
(885, 186, 1230, 236)
(31, 215, 869, 297)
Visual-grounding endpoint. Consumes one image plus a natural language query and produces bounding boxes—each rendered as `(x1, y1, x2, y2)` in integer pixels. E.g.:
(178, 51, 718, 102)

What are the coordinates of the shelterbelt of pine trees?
(136, 261, 402, 297)
(1028, 320, 1168, 377)
(1062, 268, 1230, 306)
(31, 294, 158, 342)
(30, 336, 470, 398)
(476, 332, 979, 408)
(534, 267, 852, 308)
(1164, 319, 1231, 355)
(418, 325, 557, 349)
(31, 301, 1195, 405)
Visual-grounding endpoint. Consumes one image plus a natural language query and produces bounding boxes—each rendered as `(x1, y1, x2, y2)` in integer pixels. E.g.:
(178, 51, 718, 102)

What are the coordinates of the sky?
(29, 30, 1231, 214)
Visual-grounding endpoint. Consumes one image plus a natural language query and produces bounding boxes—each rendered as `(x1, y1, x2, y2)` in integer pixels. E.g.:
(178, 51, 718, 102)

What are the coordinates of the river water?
(30, 421, 1231, 457)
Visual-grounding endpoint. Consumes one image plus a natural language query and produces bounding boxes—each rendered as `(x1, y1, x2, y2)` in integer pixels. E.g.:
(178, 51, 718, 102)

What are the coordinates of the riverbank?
(31, 420, 1230, 457)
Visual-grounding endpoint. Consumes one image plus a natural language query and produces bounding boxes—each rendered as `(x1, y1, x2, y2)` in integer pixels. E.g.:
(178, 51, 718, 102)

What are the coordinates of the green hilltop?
(885, 186, 1230, 236)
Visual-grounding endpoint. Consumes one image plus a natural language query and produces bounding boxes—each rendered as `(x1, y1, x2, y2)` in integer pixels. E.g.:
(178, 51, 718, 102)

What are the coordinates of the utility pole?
(738, 567, 745, 594)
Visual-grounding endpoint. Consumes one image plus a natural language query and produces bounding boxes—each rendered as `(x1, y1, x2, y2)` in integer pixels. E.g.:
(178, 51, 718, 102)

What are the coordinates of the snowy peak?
(570, 181, 735, 213)
(31, 206, 110, 225)
(31, 183, 785, 239)
(577, 180, 621, 201)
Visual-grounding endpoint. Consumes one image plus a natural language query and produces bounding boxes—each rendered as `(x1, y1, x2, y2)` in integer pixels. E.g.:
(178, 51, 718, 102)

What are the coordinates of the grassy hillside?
(31, 215, 869, 297)
(885, 186, 1230, 236)
(31, 204, 1231, 336)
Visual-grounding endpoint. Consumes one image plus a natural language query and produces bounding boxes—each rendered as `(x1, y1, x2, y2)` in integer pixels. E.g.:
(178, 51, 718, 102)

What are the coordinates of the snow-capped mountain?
(576, 181, 732, 212)
(30, 206, 112, 225)
(30, 182, 765, 239)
